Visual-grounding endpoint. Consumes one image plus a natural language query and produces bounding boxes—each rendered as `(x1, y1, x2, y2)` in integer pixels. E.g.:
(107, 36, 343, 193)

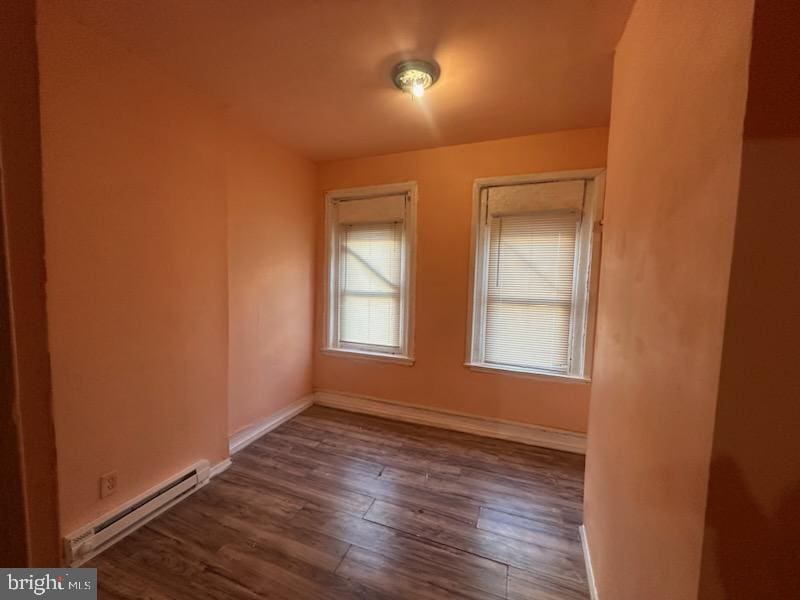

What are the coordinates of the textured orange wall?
(38, 2, 316, 535)
(227, 123, 315, 436)
(582, 0, 753, 598)
(314, 128, 608, 433)
(38, 2, 229, 534)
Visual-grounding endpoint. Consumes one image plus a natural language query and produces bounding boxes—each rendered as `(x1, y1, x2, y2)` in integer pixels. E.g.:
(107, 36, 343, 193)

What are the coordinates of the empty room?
(1, 1, 798, 599)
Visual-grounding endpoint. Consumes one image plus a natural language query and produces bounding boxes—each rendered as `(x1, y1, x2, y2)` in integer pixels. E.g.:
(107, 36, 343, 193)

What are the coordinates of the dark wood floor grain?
(89, 406, 589, 599)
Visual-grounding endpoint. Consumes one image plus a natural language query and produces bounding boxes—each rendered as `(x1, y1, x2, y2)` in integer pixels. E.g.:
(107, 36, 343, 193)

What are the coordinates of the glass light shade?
(392, 60, 439, 99)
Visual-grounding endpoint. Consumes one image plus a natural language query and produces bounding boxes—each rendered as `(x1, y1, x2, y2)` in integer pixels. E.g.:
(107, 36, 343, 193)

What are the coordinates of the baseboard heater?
(64, 459, 211, 566)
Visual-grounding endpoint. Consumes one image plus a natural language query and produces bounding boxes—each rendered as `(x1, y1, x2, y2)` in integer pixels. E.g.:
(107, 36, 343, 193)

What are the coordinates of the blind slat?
(338, 222, 403, 348)
(484, 211, 578, 372)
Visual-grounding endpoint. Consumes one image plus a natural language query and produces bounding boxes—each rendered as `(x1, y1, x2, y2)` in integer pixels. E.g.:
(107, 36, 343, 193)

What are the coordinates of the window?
(323, 183, 416, 364)
(467, 171, 604, 380)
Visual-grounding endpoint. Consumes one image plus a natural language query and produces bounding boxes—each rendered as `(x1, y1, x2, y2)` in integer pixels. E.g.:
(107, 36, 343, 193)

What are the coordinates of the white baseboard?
(210, 458, 232, 478)
(312, 390, 586, 454)
(228, 394, 313, 454)
(580, 524, 599, 600)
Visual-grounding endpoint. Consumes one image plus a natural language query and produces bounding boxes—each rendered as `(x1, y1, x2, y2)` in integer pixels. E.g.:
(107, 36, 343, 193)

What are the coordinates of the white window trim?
(323, 181, 417, 364)
(465, 168, 605, 382)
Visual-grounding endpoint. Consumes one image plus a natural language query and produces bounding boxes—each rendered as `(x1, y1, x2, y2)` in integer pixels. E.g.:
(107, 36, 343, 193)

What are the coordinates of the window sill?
(321, 347, 415, 366)
(465, 362, 590, 384)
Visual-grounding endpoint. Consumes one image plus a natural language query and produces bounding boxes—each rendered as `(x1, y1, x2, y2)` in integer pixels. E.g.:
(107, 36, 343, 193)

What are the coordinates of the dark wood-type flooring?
(90, 406, 589, 599)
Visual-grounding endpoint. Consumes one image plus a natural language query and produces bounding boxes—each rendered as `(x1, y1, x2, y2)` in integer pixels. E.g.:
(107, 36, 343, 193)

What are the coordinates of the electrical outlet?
(100, 471, 118, 498)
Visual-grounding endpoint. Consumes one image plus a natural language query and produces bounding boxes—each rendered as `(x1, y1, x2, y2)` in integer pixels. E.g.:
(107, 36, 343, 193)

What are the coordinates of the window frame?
(466, 169, 605, 382)
(323, 182, 417, 365)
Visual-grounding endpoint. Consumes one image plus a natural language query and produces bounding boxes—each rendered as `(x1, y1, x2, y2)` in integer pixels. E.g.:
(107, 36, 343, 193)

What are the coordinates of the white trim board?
(323, 181, 418, 362)
(313, 390, 586, 454)
(228, 395, 313, 454)
(580, 524, 599, 600)
(466, 168, 606, 381)
(210, 458, 232, 478)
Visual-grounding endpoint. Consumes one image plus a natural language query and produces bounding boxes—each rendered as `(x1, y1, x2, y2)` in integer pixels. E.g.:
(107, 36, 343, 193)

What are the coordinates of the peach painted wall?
(227, 122, 315, 436)
(38, 2, 317, 535)
(38, 2, 230, 534)
(314, 128, 608, 433)
(37, 2, 313, 536)
(582, 1, 753, 599)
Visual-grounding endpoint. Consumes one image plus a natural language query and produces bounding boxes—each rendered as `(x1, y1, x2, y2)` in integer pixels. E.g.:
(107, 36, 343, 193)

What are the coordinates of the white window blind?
(469, 173, 602, 379)
(339, 221, 402, 349)
(484, 211, 579, 372)
(325, 184, 416, 361)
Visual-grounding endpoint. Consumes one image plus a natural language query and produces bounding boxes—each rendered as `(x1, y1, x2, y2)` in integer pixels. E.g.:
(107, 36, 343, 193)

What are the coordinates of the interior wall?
(698, 135, 800, 600)
(582, 0, 754, 598)
(226, 122, 315, 436)
(0, 0, 60, 566)
(699, 3, 800, 598)
(314, 128, 608, 433)
(38, 1, 229, 535)
(0, 174, 27, 566)
(37, 2, 315, 536)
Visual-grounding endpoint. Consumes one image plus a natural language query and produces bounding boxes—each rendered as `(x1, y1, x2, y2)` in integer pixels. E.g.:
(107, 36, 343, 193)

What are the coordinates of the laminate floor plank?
(303, 457, 482, 524)
(377, 465, 581, 520)
(92, 557, 175, 600)
(250, 435, 386, 477)
(300, 407, 582, 484)
(363, 499, 584, 577)
(250, 434, 482, 524)
(336, 545, 506, 600)
(192, 470, 307, 521)
(265, 429, 324, 449)
(213, 541, 395, 600)
(89, 406, 589, 599)
(507, 566, 590, 600)
(477, 507, 582, 552)
(303, 406, 582, 471)
(150, 501, 351, 573)
(316, 434, 465, 477)
(230, 454, 376, 515)
(94, 528, 264, 600)
(291, 504, 508, 598)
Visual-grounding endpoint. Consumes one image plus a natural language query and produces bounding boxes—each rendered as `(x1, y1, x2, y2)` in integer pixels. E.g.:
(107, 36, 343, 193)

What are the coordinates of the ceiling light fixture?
(392, 60, 440, 100)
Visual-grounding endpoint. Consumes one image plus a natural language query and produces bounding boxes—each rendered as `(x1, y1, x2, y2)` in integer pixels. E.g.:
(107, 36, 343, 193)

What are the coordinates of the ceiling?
(58, 0, 634, 161)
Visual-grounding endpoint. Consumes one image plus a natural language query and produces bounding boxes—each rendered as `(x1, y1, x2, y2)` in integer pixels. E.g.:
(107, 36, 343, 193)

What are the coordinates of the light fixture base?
(392, 60, 440, 97)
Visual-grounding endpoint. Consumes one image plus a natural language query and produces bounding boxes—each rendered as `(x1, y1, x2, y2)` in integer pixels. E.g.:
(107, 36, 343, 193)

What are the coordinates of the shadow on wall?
(703, 456, 800, 599)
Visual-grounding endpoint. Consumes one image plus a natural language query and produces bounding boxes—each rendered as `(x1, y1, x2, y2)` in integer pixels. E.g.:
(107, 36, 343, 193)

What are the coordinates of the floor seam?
(361, 497, 377, 517)
(333, 544, 353, 574)
(360, 512, 512, 571)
